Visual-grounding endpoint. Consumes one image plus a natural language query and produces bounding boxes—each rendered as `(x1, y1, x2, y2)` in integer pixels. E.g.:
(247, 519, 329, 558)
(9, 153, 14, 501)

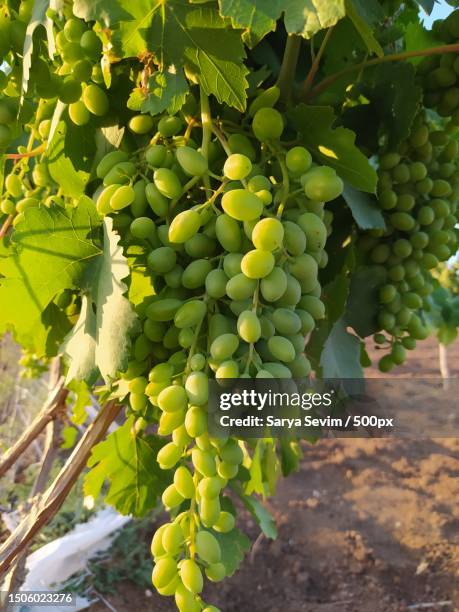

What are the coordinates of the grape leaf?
(280, 438, 302, 477)
(342, 184, 385, 230)
(345, 265, 387, 337)
(245, 440, 264, 496)
(67, 379, 91, 426)
(239, 493, 277, 539)
(109, 1, 249, 111)
(289, 104, 377, 193)
(47, 121, 89, 198)
(350, 0, 385, 25)
(62, 218, 138, 384)
(73, 0, 131, 27)
(344, 0, 384, 57)
(141, 70, 189, 116)
(320, 318, 363, 378)
(405, 21, 441, 62)
(84, 417, 170, 517)
(413, 0, 436, 13)
(0, 198, 101, 354)
(212, 529, 251, 576)
(219, 0, 346, 41)
(22, 0, 55, 98)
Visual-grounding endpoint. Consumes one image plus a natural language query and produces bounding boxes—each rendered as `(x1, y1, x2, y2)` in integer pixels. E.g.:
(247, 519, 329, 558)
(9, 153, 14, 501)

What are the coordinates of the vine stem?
(200, 86, 212, 198)
(5, 144, 45, 160)
(305, 43, 459, 100)
(302, 26, 334, 96)
(0, 215, 13, 239)
(277, 35, 302, 105)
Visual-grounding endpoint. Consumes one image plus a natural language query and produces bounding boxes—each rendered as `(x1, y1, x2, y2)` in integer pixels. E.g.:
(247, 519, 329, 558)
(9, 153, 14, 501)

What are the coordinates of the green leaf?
(84, 417, 170, 516)
(22, 0, 55, 98)
(279, 438, 302, 476)
(345, 265, 387, 338)
(245, 440, 264, 496)
(239, 493, 277, 539)
(212, 528, 251, 576)
(0, 198, 101, 354)
(405, 21, 441, 63)
(61, 426, 78, 449)
(47, 121, 89, 198)
(320, 318, 364, 378)
(219, 0, 346, 41)
(289, 104, 377, 193)
(344, 0, 384, 57)
(62, 218, 138, 384)
(110, 1, 249, 111)
(350, 0, 385, 25)
(73, 0, 132, 27)
(342, 184, 385, 230)
(142, 70, 189, 116)
(68, 379, 91, 426)
(218, 0, 280, 46)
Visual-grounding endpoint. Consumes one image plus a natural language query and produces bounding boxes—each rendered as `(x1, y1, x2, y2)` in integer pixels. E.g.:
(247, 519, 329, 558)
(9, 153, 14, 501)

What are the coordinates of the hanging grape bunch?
(358, 113, 459, 372)
(91, 86, 342, 609)
(418, 9, 459, 119)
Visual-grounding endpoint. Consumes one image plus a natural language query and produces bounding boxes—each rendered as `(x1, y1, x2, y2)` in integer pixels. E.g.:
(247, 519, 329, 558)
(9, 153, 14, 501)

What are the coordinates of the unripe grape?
(241, 249, 275, 279)
(196, 530, 221, 564)
(302, 166, 344, 202)
(152, 557, 177, 589)
(169, 210, 201, 243)
(237, 310, 261, 343)
(162, 522, 184, 554)
(252, 107, 284, 141)
(176, 146, 207, 176)
(224, 153, 252, 180)
(180, 559, 203, 594)
(82, 84, 109, 116)
(129, 114, 154, 134)
(221, 189, 263, 221)
(185, 406, 207, 437)
(251, 218, 284, 251)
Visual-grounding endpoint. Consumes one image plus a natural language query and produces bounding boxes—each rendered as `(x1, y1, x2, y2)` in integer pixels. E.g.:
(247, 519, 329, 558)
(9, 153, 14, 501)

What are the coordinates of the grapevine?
(0, 2, 458, 611)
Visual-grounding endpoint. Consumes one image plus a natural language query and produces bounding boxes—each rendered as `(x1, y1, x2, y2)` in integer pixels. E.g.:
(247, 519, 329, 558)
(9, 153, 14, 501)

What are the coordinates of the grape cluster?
(92, 87, 342, 609)
(417, 9, 459, 119)
(359, 114, 459, 371)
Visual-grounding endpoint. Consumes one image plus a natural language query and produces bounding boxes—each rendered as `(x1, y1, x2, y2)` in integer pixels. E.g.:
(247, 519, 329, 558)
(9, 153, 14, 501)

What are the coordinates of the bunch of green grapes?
(417, 9, 459, 119)
(358, 114, 459, 372)
(92, 87, 342, 610)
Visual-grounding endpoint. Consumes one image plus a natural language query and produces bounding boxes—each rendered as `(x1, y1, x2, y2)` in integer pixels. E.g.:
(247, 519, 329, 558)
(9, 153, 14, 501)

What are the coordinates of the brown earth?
(89, 337, 459, 612)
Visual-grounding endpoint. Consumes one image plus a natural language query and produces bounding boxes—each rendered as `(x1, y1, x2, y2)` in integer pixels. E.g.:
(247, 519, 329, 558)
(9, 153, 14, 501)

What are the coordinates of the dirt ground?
(89, 337, 459, 612)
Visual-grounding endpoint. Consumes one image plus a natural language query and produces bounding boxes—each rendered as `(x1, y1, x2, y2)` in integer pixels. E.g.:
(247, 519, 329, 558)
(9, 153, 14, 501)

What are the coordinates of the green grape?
(110, 185, 135, 210)
(174, 300, 207, 328)
(297, 213, 327, 251)
(72, 58, 93, 82)
(162, 523, 184, 554)
(271, 308, 302, 335)
(252, 107, 284, 141)
(205, 564, 226, 583)
(223, 253, 243, 277)
(216, 360, 239, 378)
(182, 259, 213, 289)
(147, 247, 177, 274)
(146, 183, 169, 217)
(380, 152, 401, 170)
(224, 153, 252, 180)
(96, 151, 129, 179)
(210, 333, 239, 360)
(185, 406, 207, 437)
(103, 161, 136, 186)
(221, 189, 263, 221)
(169, 210, 201, 243)
(267, 336, 296, 363)
(391, 343, 406, 365)
(220, 440, 243, 464)
(174, 466, 195, 498)
(190, 353, 206, 371)
(16, 198, 39, 213)
(241, 249, 275, 279)
(248, 175, 272, 193)
(299, 295, 325, 319)
(185, 233, 216, 258)
(158, 115, 183, 137)
(129, 114, 154, 134)
(176, 146, 207, 176)
(206, 269, 228, 298)
(1, 199, 15, 215)
(215, 213, 242, 252)
(146, 145, 168, 167)
(82, 83, 109, 115)
(158, 410, 185, 436)
(200, 496, 221, 526)
(214, 511, 235, 533)
(96, 184, 118, 215)
(302, 166, 344, 202)
(237, 310, 261, 343)
(226, 273, 257, 300)
(227, 133, 256, 160)
(80, 30, 102, 58)
(154, 168, 182, 199)
(162, 480, 185, 506)
(217, 461, 238, 479)
(198, 476, 221, 498)
(130, 216, 155, 240)
(175, 583, 199, 612)
(69, 101, 90, 126)
(286, 146, 312, 174)
(289, 253, 318, 286)
(185, 371, 208, 405)
(195, 531, 221, 564)
(378, 355, 395, 373)
(390, 212, 416, 231)
(283, 221, 307, 255)
(251, 218, 284, 251)
(152, 557, 177, 589)
(289, 354, 312, 377)
(5, 174, 22, 198)
(260, 267, 288, 302)
(180, 559, 203, 594)
(192, 448, 217, 476)
(157, 383, 188, 415)
(151, 524, 168, 557)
